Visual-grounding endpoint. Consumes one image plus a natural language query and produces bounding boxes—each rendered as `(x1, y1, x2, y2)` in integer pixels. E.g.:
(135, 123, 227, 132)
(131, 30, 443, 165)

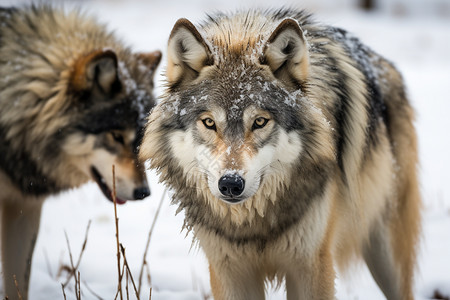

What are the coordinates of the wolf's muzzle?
(218, 174, 245, 202)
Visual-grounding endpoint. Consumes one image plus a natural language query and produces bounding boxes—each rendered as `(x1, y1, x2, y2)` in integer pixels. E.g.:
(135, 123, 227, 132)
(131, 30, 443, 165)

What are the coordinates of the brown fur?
(0, 5, 160, 299)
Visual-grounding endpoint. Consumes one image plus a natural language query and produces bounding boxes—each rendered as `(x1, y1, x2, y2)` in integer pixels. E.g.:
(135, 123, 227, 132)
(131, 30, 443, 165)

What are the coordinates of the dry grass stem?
(114, 260, 127, 300)
(57, 265, 72, 281)
(63, 220, 92, 287)
(63, 231, 75, 272)
(144, 263, 152, 290)
(43, 248, 54, 279)
(63, 230, 81, 296)
(112, 165, 124, 300)
(126, 270, 130, 300)
(61, 283, 67, 300)
(76, 271, 81, 300)
(13, 275, 22, 300)
(56, 164, 159, 300)
(120, 244, 140, 299)
(137, 188, 166, 296)
(81, 280, 104, 300)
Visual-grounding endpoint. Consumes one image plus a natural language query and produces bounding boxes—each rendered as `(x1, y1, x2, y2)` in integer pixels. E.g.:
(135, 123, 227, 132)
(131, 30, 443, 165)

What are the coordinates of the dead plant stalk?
(137, 188, 166, 296)
(112, 165, 124, 300)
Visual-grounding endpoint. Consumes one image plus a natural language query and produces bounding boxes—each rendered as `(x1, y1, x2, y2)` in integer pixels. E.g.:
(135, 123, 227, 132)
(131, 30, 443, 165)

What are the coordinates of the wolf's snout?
(133, 186, 151, 200)
(218, 174, 245, 199)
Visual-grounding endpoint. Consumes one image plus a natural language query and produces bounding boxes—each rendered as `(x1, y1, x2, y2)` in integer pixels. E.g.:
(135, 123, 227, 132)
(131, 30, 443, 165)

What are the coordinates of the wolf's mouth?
(220, 197, 245, 204)
(90, 166, 127, 205)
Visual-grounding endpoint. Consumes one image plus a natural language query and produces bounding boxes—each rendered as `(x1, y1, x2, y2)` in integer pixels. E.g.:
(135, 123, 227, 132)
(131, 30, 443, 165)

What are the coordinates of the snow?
(0, 0, 449, 299)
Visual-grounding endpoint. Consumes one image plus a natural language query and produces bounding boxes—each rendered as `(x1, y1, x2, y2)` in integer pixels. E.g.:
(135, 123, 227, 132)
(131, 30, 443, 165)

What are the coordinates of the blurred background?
(0, 0, 448, 299)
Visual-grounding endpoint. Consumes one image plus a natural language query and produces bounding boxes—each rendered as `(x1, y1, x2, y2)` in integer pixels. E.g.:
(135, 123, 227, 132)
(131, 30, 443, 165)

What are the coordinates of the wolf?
(140, 8, 421, 300)
(0, 5, 160, 299)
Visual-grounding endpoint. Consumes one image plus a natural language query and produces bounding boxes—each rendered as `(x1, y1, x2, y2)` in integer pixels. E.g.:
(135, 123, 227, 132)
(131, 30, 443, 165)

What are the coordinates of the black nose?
(218, 174, 245, 198)
(133, 187, 150, 200)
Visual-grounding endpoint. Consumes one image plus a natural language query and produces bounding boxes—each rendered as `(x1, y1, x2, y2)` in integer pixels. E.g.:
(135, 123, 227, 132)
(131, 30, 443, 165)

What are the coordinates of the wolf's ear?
(71, 49, 120, 95)
(262, 19, 309, 84)
(136, 50, 162, 78)
(167, 18, 213, 85)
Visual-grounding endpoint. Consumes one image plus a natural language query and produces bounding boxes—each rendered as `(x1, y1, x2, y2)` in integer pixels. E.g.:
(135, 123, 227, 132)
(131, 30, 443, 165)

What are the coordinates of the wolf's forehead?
(207, 89, 262, 121)
(202, 11, 276, 58)
(170, 60, 301, 121)
(181, 76, 288, 121)
(213, 77, 289, 118)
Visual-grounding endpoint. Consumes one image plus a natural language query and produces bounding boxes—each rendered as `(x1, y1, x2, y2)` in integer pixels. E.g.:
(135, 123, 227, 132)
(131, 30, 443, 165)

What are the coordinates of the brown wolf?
(0, 5, 160, 299)
(140, 8, 421, 300)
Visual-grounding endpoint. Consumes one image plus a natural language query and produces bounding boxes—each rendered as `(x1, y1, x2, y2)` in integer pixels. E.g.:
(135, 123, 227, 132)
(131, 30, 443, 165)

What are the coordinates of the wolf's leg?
(364, 186, 420, 300)
(1, 199, 43, 300)
(365, 221, 420, 300)
(363, 208, 419, 300)
(285, 246, 336, 300)
(363, 223, 403, 300)
(209, 263, 265, 300)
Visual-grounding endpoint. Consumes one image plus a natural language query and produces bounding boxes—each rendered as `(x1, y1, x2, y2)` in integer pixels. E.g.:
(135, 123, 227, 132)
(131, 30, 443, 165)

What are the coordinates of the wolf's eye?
(111, 132, 125, 145)
(252, 117, 269, 130)
(202, 118, 216, 131)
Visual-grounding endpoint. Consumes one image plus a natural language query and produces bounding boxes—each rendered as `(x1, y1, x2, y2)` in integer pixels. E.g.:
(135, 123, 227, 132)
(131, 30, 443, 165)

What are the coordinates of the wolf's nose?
(218, 174, 245, 197)
(133, 187, 151, 200)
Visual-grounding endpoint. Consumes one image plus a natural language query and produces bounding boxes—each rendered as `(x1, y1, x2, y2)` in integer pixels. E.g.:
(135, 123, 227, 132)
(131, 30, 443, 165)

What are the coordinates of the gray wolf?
(139, 8, 421, 300)
(0, 5, 160, 299)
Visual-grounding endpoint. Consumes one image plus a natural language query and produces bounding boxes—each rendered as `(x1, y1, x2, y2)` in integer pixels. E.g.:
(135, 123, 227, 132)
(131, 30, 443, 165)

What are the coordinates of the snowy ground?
(0, 0, 449, 299)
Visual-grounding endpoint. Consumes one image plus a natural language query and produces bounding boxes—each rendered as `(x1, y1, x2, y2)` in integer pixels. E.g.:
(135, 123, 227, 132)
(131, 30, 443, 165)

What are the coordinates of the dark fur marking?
(330, 27, 390, 153)
(0, 127, 59, 196)
(308, 43, 349, 174)
(75, 100, 140, 134)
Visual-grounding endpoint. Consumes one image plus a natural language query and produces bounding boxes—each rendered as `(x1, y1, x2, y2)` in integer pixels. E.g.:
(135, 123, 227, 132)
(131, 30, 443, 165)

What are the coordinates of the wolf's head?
(0, 6, 163, 204)
(140, 11, 334, 220)
(59, 49, 161, 203)
(0, 46, 161, 203)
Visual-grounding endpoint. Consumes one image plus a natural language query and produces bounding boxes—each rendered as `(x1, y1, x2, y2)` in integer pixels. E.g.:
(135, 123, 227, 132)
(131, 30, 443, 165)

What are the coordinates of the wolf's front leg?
(285, 245, 336, 300)
(209, 263, 265, 300)
(1, 199, 44, 300)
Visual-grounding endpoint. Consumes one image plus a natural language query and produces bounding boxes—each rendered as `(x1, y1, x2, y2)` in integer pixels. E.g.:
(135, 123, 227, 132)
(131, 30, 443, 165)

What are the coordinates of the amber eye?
(202, 118, 216, 131)
(252, 117, 269, 130)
